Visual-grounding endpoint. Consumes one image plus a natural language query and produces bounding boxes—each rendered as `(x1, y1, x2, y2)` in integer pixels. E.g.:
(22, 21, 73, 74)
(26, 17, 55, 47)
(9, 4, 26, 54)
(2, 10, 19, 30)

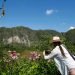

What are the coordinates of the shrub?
(0, 56, 60, 75)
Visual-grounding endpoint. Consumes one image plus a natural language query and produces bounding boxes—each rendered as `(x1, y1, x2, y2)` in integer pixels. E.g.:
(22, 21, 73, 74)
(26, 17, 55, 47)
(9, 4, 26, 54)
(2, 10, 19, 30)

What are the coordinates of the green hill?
(0, 26, 75, 52)
(65, 29, 75, 44)
(0, 26, 62, 51)
(64, 29, 75, 54)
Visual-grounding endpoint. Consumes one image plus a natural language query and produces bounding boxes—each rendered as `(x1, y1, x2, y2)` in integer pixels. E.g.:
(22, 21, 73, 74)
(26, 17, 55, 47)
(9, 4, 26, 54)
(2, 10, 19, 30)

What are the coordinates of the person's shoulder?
(52, 46, 59, 52)
(61, 44, 68, 52)
(55, 45, 59, 49)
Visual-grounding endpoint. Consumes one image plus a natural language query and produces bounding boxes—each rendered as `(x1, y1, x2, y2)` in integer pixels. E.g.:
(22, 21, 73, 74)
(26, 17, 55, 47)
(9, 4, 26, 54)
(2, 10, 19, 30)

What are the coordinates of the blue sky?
(0, 0, 75, 32)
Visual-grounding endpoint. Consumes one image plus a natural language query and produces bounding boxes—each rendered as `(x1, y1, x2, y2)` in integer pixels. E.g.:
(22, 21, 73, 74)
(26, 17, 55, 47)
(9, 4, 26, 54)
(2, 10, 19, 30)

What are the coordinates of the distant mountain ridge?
(0, 26, 75, 51)
(0, 26, 61, 46)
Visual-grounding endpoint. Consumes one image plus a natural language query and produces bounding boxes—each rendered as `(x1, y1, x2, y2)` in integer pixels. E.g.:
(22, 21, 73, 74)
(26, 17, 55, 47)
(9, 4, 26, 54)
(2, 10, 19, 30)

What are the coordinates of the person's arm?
(43, 49, 57, 60)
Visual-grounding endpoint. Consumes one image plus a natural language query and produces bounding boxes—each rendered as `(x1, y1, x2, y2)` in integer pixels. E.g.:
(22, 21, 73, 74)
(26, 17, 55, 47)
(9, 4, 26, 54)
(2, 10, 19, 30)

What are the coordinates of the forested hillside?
(63, 29, 75, 54)
(0, 26, 75, 53)
(65, 29, 75, 44)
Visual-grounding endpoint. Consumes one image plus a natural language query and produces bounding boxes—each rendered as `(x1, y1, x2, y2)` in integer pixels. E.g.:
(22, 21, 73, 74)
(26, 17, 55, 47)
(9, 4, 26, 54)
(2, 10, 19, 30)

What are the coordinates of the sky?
(0, 0, 75, 32)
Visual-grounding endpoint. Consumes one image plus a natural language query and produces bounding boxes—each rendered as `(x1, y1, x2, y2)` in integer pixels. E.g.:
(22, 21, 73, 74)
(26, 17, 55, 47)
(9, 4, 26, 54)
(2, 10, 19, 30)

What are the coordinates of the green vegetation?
(64, 29, 75, 54)
(0, 26, 75, 75)
(0, 26, 75, 53)
(0, 55, 60, 75)
(0, 26, 75, 52)
(0, 26, 62, 51)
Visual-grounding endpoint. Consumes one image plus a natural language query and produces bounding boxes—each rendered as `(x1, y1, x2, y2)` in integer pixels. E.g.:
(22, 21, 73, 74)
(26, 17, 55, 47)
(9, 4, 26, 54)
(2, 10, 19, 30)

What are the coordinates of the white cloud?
(46, 9, 58, 15)
(46, 9, 54, 15)
(69, 26, 75, 30)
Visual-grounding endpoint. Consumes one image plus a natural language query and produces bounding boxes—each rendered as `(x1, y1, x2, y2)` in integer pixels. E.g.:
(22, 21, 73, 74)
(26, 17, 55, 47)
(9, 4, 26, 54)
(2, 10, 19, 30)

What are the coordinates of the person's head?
(52, 36, 66, 57)
(52, 36, 61, 46)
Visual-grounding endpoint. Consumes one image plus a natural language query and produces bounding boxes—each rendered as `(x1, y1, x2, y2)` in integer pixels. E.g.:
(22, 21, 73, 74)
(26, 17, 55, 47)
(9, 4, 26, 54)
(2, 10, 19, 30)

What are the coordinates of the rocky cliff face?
(3, 35, 31, 47)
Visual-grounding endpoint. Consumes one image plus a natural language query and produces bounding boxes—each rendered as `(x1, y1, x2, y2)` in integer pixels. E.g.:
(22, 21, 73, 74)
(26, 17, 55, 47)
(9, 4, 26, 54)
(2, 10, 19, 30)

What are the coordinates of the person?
(43, 36, 75, 75)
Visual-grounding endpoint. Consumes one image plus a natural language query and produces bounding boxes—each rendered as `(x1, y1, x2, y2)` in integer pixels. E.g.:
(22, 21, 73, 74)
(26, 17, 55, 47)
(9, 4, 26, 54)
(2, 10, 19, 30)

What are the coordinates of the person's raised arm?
(43, 49, 56, 60)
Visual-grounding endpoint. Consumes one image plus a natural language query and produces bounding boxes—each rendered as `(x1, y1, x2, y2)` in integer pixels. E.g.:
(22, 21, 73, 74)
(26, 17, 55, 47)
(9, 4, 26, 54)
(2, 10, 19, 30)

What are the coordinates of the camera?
(45, 50, 51, 55)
